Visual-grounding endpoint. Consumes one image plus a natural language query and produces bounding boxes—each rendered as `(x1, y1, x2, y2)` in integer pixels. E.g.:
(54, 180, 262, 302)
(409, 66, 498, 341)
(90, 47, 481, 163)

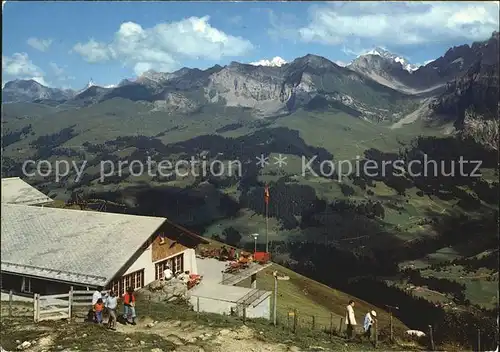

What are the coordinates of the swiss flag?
(264, 185, 270, 205)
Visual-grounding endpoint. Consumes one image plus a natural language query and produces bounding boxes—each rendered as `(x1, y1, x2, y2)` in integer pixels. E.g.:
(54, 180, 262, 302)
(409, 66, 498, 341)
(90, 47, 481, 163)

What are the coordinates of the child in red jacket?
(94, 298, 104, 324)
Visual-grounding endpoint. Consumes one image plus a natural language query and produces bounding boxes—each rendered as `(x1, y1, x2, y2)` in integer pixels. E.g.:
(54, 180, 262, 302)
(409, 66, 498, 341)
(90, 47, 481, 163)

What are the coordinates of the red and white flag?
(264, 185, 270, 205)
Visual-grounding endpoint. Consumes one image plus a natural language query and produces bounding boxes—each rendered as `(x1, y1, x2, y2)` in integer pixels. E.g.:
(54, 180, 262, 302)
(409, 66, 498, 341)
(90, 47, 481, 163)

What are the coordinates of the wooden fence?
(33, 287, 93, 323)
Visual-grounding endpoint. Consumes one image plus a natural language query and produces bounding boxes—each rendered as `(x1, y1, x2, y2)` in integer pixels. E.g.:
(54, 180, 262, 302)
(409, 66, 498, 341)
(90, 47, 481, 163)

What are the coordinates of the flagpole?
(265, 200, 269, 253)
(264, 185, 270, 253)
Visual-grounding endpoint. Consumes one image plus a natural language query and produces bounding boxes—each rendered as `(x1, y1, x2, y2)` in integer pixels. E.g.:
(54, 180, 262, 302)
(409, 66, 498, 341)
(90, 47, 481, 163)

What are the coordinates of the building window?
(174, 255, 183, 273)
(111, 280, 120, 296)
(154, 253, 184, 280)
(108, 269, 144, 296)
(21, 277, 32, 293)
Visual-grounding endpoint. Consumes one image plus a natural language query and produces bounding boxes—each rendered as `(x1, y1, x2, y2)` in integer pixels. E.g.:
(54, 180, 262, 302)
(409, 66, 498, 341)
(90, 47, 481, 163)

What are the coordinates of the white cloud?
(49, 62, 64, 76)
(31, 76, 50, 86)
(72, 16, 254, 75)
(342, 46, 368, 57)
(275, 2, 499, 46)
(50, 62, 75, 82)
(3, 52, 43, 77)
(27, 37, 53, 52)
(72, 39, 112, 63)
(2, 52, 51, 86)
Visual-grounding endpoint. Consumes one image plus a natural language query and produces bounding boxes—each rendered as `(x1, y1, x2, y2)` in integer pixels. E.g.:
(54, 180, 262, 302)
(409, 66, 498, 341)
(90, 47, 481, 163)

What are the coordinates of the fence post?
(292, 309, 297, 334)
(196, 297, 200, 316)
(68, 287, 73, 321)
(311, 315, 316, 330)
(148, 295, 151, 316)
(428, 325, 435, 351)
(8, 290, 13, 317)
(477, 328, 480, 352)
(329, 313, 334, 339)
(243, 307, 247, 325)
(338, 317, 344, 334)
(33, 293, 39, 323)
(374, 319, 378, 348)
(390, 311, 394, 342)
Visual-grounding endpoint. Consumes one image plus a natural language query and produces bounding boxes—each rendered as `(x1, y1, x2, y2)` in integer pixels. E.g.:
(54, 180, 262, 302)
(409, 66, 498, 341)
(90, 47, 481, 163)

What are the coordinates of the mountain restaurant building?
(1, 203, 208, 296)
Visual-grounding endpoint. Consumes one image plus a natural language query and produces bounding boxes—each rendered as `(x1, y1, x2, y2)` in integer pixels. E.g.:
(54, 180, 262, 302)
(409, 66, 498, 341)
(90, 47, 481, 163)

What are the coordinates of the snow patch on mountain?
(334, 60, 348, 67)
(249, 57, 287, 67)
(86, 78, 95, 89)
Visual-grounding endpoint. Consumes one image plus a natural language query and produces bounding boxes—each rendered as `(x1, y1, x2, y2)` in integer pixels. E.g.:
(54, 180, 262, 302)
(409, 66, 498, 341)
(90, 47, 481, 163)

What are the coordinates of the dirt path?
(1, 316, 302, 352)
(116, 316, 296, 352)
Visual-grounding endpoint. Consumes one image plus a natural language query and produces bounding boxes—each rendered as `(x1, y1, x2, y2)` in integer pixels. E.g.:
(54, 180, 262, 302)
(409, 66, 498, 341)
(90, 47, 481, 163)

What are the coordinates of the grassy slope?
(274, 109, 440, 160)
(2, 99, 259, 160)
(2, 100, 435, 162)
(199, 238, 408, 334)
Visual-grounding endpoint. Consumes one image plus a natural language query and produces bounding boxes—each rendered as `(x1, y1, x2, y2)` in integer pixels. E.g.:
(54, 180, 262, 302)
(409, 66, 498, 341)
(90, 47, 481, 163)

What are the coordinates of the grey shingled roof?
(1, 204, 167, 286)
(1, 177, 53, 205)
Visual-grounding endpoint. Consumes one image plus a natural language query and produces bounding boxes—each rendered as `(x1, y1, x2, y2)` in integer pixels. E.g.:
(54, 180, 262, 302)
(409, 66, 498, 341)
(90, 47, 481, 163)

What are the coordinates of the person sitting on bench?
(220, 246, 229, 260)
(177, 270, 190, 285)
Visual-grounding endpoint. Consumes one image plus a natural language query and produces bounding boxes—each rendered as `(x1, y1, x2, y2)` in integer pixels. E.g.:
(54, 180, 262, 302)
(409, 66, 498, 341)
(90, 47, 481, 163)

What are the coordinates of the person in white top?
(363, 310, 377, 339)
(345, 300, 357, 341)
(92, 288, 102, 305)
(163, 266, 173, 281)
(105, 290, 118, 330)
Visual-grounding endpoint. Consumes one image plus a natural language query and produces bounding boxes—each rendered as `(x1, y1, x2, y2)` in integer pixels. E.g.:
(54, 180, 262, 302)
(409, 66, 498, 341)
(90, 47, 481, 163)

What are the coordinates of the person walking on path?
(345, 300, 357, 341)
(363, 310, 377, 340)
(105, 290, 118, 330)
(122, 287, 137, 325)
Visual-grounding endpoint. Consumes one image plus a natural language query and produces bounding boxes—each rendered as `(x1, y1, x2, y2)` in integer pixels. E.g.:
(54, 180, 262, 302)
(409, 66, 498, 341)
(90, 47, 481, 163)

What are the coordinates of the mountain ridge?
(3, 33, 497, 125)
(3, 53, 415, 121)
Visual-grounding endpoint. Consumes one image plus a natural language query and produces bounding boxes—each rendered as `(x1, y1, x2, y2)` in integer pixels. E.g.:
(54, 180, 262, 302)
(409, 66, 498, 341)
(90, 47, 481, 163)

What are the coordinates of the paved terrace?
(191, 258, 272, 311)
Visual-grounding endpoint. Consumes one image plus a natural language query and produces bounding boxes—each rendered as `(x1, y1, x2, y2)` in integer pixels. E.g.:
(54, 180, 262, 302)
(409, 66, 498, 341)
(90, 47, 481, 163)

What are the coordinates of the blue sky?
(2, 1, 499, 89)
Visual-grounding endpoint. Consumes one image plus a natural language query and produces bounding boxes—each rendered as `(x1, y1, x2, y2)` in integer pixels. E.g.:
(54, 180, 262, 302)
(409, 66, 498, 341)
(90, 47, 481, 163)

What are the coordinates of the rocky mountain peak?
(2, 79, 76, 103)
(354, 48, 419, 73)
(429, 33, 499, 127)
(292, 54, 334, 68)
(4, 79, 44, 90)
